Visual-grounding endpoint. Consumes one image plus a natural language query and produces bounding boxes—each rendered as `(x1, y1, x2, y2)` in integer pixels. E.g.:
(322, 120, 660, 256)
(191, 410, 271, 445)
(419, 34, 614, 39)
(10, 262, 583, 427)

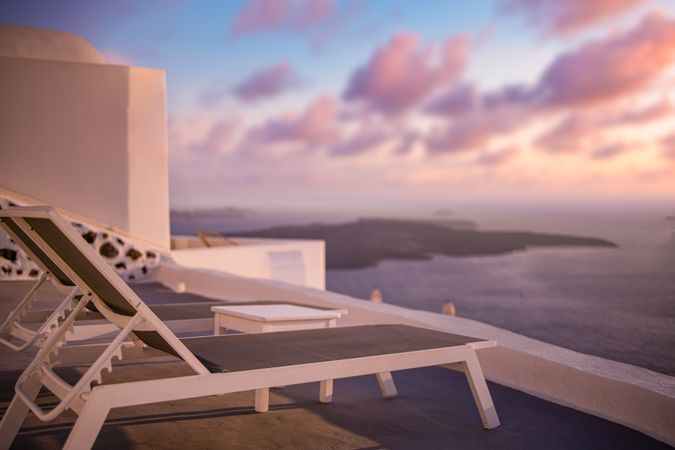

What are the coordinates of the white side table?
(212, 304, 347, 335)
(211, 303, 351, 412)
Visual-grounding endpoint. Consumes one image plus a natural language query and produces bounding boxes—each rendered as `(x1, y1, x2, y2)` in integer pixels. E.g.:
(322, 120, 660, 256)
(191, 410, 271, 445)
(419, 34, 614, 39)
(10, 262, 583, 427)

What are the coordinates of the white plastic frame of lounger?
(0, 217, 214, 349)
(0, 206, 499, 450)
(0, 215, 83, 351)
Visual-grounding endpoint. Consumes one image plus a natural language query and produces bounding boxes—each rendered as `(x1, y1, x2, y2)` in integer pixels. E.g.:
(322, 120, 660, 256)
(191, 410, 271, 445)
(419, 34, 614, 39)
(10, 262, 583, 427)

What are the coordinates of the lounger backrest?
(24, 217, 137, 316)
(1, 207, 207, 370)
(0, 217, 74, 287)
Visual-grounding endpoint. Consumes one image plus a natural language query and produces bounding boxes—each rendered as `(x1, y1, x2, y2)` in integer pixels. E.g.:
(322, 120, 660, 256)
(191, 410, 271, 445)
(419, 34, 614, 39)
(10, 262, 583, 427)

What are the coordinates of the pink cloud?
(231, 0, 338, 38)
(605, 98, 673, 126)
(329, 124, 389, 157)
(189, 118, 241, 153)
(247, 94, 340, 148)
(536, 12, 675, 108)
(343, 32, 469, 116)
(535, 115, 598, 153)
(437, 13, 675, 114)
(423, 13, 675, 155)
(592, 142, 630, 159)
(476, 147, 519, 166)
(500, 0, 646, 36)
(425, 84, 481, 118)
(425, 100, 531, 154)
(392, 131, 420, 155)
(661, 133, 675, 159)
(232, 61, 296, 101)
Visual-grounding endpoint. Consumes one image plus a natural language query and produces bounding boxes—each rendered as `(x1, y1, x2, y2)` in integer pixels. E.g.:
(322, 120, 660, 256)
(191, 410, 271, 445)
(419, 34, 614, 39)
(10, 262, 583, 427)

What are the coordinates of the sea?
(171, 202, 675, 376)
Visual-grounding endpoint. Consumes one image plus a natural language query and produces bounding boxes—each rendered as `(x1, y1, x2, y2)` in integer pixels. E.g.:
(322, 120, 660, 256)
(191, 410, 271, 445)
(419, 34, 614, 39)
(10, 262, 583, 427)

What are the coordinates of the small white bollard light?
(442, 300, 456, 316)
(174, 280, 187, 293)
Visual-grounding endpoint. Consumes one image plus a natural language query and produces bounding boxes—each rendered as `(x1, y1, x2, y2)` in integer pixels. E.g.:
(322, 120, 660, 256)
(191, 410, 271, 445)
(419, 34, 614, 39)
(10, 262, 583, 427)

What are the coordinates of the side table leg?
(213, 314, 221, 335)
(376, 371, 398, 397)
(255, 388, 269, 412)
(319, 380, 333, 403)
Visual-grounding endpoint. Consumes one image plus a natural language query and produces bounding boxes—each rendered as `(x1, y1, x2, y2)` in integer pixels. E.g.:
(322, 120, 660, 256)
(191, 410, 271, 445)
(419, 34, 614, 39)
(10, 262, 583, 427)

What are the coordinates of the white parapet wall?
(170, 236, 326, 290)
(0, 25, 170, 250)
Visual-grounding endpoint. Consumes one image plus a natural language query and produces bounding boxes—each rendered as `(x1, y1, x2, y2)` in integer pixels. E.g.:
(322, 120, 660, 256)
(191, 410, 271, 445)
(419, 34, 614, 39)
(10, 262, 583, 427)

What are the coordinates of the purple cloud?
(535, 115, 598, 153)
(425, 84, 481, 118)
(476, 147, 519, 166)
(232, 61, 297, 102)
(592, 142, 629, 160)
(329, 125, 389, 157)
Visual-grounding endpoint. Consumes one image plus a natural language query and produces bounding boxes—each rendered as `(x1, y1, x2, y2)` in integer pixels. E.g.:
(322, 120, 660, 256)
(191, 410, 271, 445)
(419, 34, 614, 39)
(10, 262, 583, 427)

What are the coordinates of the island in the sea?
(229, 218, 618, 269)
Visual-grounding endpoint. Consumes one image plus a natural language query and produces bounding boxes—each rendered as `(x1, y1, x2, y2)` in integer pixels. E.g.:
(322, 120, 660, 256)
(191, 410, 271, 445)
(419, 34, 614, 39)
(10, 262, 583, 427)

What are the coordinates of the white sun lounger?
(0, 217, 223, 347)
(0, 206, 500, 450)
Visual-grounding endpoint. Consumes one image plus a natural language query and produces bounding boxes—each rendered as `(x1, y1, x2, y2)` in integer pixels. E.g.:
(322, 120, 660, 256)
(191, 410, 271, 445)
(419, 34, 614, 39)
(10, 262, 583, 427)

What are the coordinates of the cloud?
(422, 13, 675, 155)
(200, 62, 297, 107)
(440, 13, 675, 114)
(605, 98, 673, 126)
(476, 147, 519, 166)
(499, 0, 646, 36)
(392, 131, 420, 155)
(246, 94, 340, 148)
(232, 61, 297, 101)
(592, 142, 630, 159)
(661, 133, 675, 159)
(425, 84, 481, 118)
(343, 32, 469, 116)
(329, 124, 389, 157)
(535, 12, 675, 108)
(425, 115, 514, 154)
(189, 118, 241, 154)
(231, 0, 335, 34)
(424, 85, 533, 154)
(535, 115, 598, 153)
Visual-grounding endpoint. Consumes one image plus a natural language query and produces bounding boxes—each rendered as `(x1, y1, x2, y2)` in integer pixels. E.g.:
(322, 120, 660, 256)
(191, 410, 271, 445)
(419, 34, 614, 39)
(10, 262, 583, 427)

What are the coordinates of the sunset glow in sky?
(3, 0, 675, 210)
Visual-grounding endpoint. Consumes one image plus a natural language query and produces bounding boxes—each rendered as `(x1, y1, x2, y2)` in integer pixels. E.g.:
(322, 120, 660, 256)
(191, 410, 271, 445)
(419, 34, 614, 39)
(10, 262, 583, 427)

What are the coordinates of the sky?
(2, 0, 675, 211)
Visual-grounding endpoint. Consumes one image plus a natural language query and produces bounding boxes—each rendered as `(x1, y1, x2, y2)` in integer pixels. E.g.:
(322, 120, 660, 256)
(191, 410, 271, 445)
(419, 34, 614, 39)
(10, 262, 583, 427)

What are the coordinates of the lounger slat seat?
(0, 206, 500, 450)
(181, 324, 483, 373)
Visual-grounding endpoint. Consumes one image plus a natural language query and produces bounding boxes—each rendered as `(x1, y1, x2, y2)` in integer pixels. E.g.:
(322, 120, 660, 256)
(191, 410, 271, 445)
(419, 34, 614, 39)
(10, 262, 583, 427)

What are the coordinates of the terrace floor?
(0, 280, 670, 449)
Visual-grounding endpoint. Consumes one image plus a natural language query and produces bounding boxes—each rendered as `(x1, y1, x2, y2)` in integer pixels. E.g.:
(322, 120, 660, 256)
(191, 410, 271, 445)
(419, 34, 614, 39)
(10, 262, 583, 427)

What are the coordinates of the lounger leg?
(319, 379, 333, 403)
(254, 388, 269, 412)
(461, 350, 500, 429)
(63, 391, 111, 450)
(0, 377, 41, 450)
(376, 371, 398, 398)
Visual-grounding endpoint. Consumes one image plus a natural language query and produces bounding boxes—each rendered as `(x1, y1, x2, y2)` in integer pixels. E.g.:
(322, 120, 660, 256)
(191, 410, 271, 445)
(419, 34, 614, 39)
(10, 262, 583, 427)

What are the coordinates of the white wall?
(0, 56, 170, 249)
(170, 236, 326, 289)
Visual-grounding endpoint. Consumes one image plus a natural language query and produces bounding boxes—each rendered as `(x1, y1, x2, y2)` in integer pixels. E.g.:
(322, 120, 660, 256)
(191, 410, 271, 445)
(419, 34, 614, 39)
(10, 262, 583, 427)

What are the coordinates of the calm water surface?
(327, 247, 675, 375)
